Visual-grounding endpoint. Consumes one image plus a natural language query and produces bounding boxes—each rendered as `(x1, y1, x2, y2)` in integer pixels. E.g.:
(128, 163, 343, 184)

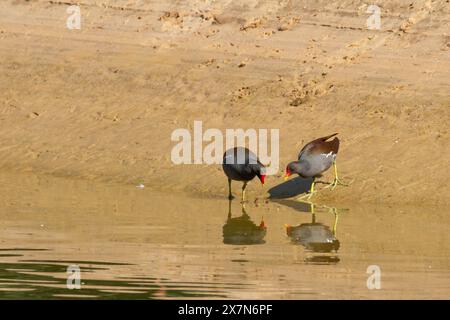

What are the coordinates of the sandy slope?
(0, 0, 449, 205)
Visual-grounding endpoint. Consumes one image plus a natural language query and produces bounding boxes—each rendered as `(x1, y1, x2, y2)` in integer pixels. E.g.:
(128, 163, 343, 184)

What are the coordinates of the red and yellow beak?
(284, 224, 292, 235)
(284, 169, 292, 181)
(260, 218, 266, 229)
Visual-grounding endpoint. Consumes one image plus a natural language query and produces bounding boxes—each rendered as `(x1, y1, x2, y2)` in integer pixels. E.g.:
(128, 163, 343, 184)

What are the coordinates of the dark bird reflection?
(223, 200, 267, 245)
(278, 200, 342, 264)
(286, 211, 340, 253)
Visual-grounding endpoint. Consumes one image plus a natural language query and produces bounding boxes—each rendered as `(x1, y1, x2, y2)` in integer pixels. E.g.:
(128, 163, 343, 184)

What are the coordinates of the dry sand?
(0, 0, 449, 205)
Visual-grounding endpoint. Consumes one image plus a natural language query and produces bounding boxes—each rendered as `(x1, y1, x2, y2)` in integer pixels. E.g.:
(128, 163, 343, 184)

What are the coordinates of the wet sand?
(1, 171, 449, 299)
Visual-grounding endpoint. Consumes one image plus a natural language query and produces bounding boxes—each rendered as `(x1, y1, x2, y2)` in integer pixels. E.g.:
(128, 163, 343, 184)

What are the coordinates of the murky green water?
(0, 172, 449, 299)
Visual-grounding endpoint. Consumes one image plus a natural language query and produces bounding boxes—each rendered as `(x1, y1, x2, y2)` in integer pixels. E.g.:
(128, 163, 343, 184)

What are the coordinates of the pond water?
(0, 172, 449, 299)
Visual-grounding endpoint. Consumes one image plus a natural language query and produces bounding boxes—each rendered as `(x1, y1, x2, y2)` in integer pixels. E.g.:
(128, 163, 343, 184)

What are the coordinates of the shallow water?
(0, 172, 449, 299)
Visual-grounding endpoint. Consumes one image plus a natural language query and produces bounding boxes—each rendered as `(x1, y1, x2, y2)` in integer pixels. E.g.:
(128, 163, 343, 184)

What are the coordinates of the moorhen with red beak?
(284, 133, 344, 200)
(223, 201, 266, 245)
(285, 211, 340, 253)
(222, 147, 266, 202)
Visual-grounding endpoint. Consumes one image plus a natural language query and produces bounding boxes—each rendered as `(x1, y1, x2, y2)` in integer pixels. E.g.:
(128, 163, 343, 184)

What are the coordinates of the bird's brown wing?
(309, 137, 340, 155)
(298, 133, 339, 159)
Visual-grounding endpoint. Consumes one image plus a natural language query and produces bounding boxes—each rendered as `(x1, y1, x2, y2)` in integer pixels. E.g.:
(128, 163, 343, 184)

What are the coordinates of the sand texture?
(0, 0, 449, 205)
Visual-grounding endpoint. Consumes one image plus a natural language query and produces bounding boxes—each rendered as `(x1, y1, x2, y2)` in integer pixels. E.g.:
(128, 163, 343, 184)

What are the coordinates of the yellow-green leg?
(228, 179, 234, 200)
(241, 182, 248, 203)
(241, 201, 247, 214)
(296, 177, 316, 201)
(331, 207, 338, 236)
(325, 161, 347, 190)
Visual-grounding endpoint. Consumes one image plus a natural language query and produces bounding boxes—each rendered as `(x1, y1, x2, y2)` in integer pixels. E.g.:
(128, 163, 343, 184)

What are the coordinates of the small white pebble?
(136, 183, 145, 189)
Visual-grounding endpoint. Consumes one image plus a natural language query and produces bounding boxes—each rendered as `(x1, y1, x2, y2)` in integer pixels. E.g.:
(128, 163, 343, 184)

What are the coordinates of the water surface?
(0, 172, 449, 299)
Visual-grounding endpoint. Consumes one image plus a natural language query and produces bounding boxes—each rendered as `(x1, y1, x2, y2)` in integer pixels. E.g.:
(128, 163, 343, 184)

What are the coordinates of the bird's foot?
(324, 177, 349, 190)
(296, 191, 316, 201)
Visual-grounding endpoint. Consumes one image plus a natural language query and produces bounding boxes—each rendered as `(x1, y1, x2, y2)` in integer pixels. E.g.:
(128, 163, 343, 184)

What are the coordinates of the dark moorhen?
(223, 201, 266, 245)
(284, 133, 344, 200)
(222, 147, 265, 202)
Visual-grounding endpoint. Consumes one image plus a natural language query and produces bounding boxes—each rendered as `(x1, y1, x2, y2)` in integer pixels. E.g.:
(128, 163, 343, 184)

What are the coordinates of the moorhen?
(222, 147, 266, 202)
(223, 201, 266, 245)
(284, 133, 344, 200)
(285, 209, 340, 253)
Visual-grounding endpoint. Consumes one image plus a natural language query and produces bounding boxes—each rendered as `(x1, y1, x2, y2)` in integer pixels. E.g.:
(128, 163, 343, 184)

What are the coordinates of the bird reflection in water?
(285, 202, 341, 264)
(223, 200, 267, 245)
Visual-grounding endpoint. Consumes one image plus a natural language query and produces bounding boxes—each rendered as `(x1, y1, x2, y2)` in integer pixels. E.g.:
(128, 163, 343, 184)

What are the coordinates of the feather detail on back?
(298, 133, 339, 159)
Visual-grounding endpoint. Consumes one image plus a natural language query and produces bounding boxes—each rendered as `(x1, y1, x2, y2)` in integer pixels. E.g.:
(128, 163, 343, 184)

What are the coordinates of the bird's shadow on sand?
(267, 176, 312, 199)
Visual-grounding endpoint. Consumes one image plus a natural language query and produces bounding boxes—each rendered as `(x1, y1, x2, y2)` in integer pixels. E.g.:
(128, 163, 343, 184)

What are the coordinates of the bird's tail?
(320, 133, 339, 141)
